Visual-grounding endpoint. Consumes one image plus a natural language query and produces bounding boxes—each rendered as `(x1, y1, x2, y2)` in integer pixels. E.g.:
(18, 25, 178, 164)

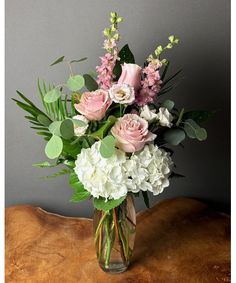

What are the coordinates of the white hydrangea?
(74, 141, 131, 200)
(125, 144, 173, 195)
(74, 142, 173, 200)
(157, 107, 173, 128)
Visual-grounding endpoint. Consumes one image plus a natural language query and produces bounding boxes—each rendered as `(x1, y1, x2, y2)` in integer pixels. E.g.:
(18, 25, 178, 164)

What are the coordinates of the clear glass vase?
(93, 194, 136, 273)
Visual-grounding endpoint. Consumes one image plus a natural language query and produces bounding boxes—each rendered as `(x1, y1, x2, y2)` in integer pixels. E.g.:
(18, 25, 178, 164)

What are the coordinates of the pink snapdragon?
(96, 52, 118, 90)
(136, 60, 162, 106)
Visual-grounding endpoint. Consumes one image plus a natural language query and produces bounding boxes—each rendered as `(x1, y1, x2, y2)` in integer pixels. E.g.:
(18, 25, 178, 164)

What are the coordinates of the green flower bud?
(117, 17, 123, 23)
(103, 28, 111, 37)
(168, 35, 175, 43)
(166, 43, 173, 49)
(110, 12, 117, 18)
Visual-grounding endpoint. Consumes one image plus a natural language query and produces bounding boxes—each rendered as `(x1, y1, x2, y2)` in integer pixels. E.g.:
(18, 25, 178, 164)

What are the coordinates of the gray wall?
(6, 0, 230, 217)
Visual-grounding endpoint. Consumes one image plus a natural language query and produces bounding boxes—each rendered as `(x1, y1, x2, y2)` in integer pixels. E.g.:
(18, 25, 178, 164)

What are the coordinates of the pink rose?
(111, 114, 156, 152)
(74, 90, 112, 121)
(118, 63, 142, 91)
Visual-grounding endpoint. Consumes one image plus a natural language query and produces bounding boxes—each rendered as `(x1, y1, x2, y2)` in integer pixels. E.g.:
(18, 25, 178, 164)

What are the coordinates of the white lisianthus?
(109, 83, 135, 104)
(72, 115, 89, 137)
(140, 105, 158, 122)
(157, 107, 173, 128)
(125, 144, 173, 195)
(74, 141, 130, 200)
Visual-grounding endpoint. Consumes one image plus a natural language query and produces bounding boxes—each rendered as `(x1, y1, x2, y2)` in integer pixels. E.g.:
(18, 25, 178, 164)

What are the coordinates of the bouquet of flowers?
(13, 12, 211, 273)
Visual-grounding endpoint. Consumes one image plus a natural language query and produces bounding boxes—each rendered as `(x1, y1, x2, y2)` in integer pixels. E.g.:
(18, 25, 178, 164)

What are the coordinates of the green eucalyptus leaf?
(184, 122, 196, 139)
(195, 128, 207, 141)
(37, 114, 51, 127)
(44, 88, 61, 103)
(50, 56, 65, 66)
(67, 75, 85, 91)
(161, 99, 175, 111)
(100, 135, 116, 158)
(93, 196, 126, 212)
(183, 119, 207, 141)
(60, 119, 74, 140)
(72, 119, 87, 127)
(49, 121, 62, 136)
(45, 135, 63, 159)
(163, 128, 186, 145)
(83, 74, 98, 91)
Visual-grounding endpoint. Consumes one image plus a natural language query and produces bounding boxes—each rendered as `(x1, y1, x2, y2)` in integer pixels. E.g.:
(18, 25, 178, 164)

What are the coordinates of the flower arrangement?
(13, 12, 212, 273)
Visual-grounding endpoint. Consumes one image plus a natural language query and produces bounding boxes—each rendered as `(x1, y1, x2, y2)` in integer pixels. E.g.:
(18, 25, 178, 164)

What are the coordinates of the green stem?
(104, 216, 112, 268)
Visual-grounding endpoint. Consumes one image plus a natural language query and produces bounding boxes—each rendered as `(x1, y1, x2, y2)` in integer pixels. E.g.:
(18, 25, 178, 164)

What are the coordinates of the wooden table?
(5, 198, 230, 283)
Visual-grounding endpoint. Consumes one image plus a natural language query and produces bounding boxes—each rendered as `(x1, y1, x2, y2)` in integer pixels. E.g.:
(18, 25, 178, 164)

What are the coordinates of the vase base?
(99, 262, 128, 274)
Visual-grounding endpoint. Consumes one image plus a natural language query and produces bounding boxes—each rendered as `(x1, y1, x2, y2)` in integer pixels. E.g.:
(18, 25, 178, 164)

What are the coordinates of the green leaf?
(49, 121, 62, 136)
(119, 44, 135, 63)
(45, 135, 63, 159)
(176, 108, 185, 127)
(50, 56, 65, 66)
(100, 135, 116, 158)
(162, 69, 182, 87)
(183, 121, 196, 138)
(32, 161, 57, 168)
(170, 172, 185, 179)
(163, 128, 186, 145)
(83, 74, 98, 91)
(63, 159, 75, 169)
(69, 172, 90, 202)
(62, 139, 82, 159)
(93, 196, 126, 212)
(72, 119, 87, 127)
(183, 119, 207, 141)
(90, 116, 116, 139)
(70, 57, 88, 64)
(67, 75, 85, 91)
(42, 169, 71, 179)
(161, 99, 175, 111)
(142, 191, 150, 208)
(16, 90, 36, 107)
(183, 110, 215, 124)
(161, 61, 170, 81)
(69, 172, 83, 189)
(37, 114, 52, 127)
(195, 128, 207, 141)
(113, 44, 135, 78)
(44, 88, 62, 103)
(60, 119, 74, 140)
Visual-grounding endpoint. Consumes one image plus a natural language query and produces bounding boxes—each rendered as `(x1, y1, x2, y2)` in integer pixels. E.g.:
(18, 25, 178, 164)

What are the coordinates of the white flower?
(109, 83, 135, 104)
(72, 115, 89, 137)
(74, 141, 129, 200)
(157, 107, 173, 128)
(125, 144, 173, 195)
(140, 105, 158, 122)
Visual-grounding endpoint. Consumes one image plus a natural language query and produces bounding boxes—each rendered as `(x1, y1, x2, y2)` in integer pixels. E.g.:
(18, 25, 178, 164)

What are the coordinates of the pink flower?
(118, 63, 142, 91)
(135, 62, 162, 106)
(74, 90, 112, 121)
(111, 114, 156, 152)
(96, 52, 118, 90)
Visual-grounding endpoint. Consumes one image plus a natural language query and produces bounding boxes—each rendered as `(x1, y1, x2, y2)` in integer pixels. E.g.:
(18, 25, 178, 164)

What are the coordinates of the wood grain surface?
(5, 198, 230, 283)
